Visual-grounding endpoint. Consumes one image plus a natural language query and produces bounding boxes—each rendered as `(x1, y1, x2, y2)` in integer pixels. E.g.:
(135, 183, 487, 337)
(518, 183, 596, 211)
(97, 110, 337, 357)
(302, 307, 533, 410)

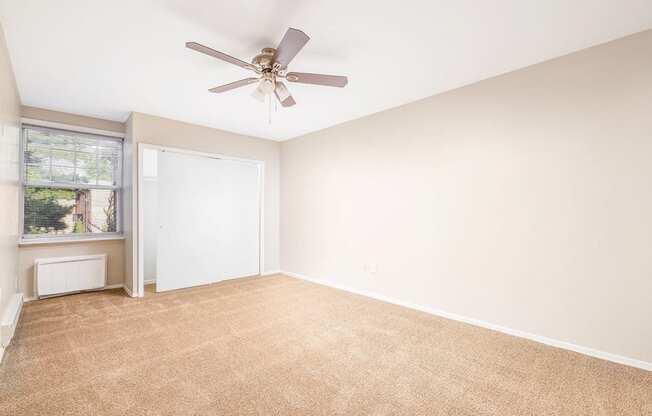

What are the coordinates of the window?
(21, 125, 123, 240)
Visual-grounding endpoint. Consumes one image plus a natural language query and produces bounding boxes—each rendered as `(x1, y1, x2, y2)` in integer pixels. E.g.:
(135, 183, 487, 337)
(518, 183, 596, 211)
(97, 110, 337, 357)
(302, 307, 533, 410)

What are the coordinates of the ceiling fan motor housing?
(252, 48, 276, 69)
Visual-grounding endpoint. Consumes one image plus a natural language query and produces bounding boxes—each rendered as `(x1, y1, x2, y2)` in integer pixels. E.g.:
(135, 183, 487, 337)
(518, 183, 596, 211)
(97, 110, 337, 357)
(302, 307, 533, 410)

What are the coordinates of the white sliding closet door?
(156, 150, 260, 292)
(215, 158, 262, 280)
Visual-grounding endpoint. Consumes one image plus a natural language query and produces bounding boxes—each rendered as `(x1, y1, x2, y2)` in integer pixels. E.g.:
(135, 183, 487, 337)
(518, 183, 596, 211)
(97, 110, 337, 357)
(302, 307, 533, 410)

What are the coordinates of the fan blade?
(273, 28, 310, 68)
(274, 81, 296, 107)
(285, 72, 348, 88)
(208, 78, 259, 93)
(186, 42, 255, 71)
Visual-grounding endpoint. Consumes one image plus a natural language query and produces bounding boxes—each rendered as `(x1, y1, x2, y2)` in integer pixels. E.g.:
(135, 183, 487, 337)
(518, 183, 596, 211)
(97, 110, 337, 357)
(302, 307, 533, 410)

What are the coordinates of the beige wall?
(123, 112, 281, 294)
(280, 30, 652, 364)
(123, 114, 135, 294)
(21, 106, 125, 133)
(17, 108, 126, 298)
(0, 22, 21, 315)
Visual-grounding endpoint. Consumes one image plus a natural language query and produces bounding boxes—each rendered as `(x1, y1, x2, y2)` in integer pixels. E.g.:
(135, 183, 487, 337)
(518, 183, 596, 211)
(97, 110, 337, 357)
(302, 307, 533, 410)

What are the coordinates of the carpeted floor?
(0, 274, 650, 415)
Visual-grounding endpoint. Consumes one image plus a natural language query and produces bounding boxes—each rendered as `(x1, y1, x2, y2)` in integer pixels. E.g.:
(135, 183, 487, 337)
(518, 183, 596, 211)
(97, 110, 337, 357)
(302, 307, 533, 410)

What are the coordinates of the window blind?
(24, 126, 122, 189)
(22, 126, 123, 237)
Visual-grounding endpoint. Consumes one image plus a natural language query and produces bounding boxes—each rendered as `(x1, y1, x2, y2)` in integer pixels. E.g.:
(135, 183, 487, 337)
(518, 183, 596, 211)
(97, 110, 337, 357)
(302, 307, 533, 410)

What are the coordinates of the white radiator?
(35, 254, 107, 298)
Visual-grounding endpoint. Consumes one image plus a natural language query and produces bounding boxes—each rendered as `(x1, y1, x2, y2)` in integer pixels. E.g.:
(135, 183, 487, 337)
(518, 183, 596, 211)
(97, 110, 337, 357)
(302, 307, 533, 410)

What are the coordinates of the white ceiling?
(1, 1, 651, 141)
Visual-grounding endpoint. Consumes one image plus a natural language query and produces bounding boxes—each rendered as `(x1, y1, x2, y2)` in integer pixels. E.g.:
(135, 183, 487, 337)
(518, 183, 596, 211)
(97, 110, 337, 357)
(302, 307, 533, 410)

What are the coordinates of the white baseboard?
(122, 284, 135, 298)
(23, 283, 125, 303)
(281, 270, 651, 372)
(1, 293, 23, 348)
(261, 270, 281, 276)
(105, 283, 124, 290)
(144, 279, 156, 285)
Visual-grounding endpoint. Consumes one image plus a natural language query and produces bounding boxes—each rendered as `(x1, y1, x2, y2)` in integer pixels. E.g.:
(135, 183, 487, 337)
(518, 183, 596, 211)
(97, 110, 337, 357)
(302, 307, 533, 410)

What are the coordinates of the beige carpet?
(0, 274, 650, 415)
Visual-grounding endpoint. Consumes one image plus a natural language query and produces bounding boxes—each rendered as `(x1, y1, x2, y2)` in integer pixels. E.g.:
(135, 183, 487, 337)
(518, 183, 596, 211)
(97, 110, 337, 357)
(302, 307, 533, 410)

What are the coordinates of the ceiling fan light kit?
(186, 28, 348, 109)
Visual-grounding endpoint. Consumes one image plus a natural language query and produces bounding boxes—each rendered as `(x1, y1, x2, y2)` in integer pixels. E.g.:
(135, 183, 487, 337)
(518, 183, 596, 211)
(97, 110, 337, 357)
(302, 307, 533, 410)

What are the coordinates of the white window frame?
(19, 121, 125, 244)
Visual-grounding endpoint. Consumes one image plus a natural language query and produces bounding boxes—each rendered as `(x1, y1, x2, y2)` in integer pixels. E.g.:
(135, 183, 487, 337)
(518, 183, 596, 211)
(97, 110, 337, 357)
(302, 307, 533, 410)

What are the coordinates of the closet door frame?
(136, 143, 264, 297)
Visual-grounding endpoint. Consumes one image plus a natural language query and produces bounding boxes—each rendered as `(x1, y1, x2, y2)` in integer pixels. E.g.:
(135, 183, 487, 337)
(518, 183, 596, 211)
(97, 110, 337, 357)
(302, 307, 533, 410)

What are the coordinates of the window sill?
(19, 235, 126, 247)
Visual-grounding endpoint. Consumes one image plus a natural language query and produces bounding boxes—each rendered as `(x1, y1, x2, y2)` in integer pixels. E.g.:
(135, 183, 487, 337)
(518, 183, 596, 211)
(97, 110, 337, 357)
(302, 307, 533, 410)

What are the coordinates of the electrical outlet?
(368, 263, 377, 274)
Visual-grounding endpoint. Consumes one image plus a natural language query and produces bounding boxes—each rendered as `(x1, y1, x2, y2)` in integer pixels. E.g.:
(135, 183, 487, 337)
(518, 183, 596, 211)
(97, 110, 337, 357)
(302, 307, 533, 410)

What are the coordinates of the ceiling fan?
(186, 28, 348, 107)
